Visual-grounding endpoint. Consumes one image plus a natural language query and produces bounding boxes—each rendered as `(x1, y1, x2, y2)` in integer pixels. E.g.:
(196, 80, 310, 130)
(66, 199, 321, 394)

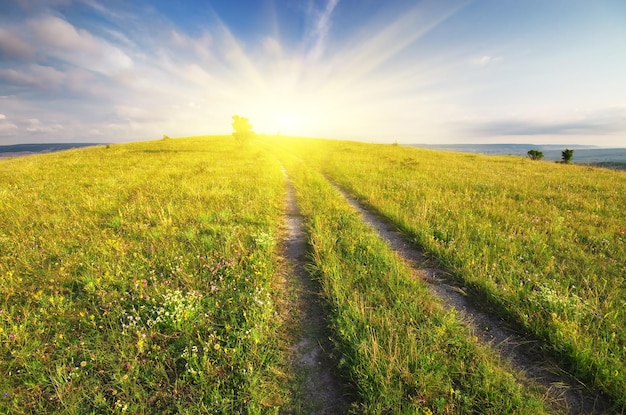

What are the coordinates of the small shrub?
(561, 148, 574, 163)
(527, 149, 544, 160)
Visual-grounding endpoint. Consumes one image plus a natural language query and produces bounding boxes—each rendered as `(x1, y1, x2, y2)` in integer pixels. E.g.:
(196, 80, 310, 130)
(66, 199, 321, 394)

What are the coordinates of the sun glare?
(248, 97, 308, 136)
(276, 113, 301, 134)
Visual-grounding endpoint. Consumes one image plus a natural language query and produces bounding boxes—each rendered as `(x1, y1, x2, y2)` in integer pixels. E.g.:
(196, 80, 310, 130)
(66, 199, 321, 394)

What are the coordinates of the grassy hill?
(1, 136, 624, 413)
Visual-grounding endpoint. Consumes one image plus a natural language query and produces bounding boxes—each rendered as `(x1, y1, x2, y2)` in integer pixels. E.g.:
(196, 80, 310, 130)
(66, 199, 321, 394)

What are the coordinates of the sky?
(1, 0, 625, 146)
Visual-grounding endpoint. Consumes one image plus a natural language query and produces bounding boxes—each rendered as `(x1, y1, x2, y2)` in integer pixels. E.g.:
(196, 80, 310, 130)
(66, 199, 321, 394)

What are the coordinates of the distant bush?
(527, 149, 544, 160)
(163, 135, 170, 140)
(561, 148, 574, 163)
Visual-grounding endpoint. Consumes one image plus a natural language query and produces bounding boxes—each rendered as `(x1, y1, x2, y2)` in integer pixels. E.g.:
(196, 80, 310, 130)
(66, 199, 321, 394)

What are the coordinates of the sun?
(250, 101, 305, 135)
(246, 92, 314, 136)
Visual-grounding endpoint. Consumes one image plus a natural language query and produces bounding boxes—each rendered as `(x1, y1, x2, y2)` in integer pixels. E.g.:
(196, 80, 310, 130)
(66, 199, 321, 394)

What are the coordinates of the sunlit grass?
(274, 136, 626, 407)
(0, 137, 288, 413)
(272, 147, 548, 414)
(3, 134, 623, 413)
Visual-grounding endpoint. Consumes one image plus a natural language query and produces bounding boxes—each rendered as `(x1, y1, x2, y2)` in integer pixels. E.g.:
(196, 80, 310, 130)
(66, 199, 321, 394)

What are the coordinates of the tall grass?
(276, 149, 548, 414)
(0, 137, 288, 413)
(275, 137, 626, 407)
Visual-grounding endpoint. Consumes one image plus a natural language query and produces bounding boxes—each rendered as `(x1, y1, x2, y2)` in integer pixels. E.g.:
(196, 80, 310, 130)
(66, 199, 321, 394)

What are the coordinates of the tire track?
(281, 173, 350, 414)
(331, 182, 617, 415)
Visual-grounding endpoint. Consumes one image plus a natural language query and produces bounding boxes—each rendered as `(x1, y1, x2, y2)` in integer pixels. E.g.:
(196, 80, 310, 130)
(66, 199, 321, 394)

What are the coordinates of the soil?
(333, 184, 619, 415)
(280, 176, 350, 414)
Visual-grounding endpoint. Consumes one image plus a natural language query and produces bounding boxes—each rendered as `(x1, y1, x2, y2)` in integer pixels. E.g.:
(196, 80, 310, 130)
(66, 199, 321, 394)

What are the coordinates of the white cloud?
(114, 105, 155, 122)
(80, 0, 125, 20)
(0, 27, 36, 59)
(0, 119, 18, 136)
(470, 55, 502, 67)
(28, 15, 133, 75)
(8, 118, 64, 134)
(0, 114, 5, 119)
(168, 29, 213, 62)
(0, 65, 66, 89)
(305, 0, 340, 61)
(0, 63, 106, 96)
(460, 106, 626, 138)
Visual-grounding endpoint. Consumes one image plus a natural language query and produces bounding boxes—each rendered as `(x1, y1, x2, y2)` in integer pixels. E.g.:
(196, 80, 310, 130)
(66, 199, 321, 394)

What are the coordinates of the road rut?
(281, 176, 350, 414)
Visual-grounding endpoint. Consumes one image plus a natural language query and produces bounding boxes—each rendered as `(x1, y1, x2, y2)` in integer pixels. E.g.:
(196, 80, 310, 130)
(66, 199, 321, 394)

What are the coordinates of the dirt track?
(281, 176, 350, 414)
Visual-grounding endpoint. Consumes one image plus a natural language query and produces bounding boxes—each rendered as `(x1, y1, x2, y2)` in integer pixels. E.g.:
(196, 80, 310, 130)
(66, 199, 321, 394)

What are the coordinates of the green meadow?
(1, 135, 624, 413)
(275, 150, 547, 414)
(275, 137, 626, 408)
(0, 138, 287, 413)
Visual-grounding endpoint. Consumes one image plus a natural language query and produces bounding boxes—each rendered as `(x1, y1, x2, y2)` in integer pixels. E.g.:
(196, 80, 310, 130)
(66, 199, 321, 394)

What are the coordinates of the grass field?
(272, 136, 626, 407)
(0, 138, 288, 413)
(1, 135, 623, 413)
(275, 150, 548, 413)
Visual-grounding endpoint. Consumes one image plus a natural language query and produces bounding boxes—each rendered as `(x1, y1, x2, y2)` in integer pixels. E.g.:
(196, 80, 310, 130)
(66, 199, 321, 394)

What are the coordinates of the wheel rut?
(280, 175, 350, 414)
(331, 182, 617, 415)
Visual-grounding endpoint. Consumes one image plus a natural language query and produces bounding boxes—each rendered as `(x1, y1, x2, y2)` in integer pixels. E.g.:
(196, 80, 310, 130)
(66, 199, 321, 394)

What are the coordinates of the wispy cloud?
(0, 121, 18, 136)
(327, 1, 468, 87)
(0, 65, 66, 89)
(0, 27, 36, 60)
(462, 107, 626, 137)
(470, 55, 502, 67)
(305, 0, 340, 61)
(168, 29, 213, 62)
(10, 0, 72, 13)
(0, 116, 52, 138)
(28, 15, 133, 75)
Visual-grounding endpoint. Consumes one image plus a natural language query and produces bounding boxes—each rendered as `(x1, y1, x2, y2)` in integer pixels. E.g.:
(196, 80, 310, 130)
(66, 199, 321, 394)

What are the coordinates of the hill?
(1, 136, 624, 413)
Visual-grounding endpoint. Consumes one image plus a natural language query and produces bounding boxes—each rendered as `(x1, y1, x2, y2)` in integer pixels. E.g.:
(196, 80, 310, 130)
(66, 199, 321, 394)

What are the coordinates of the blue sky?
(1, 0, 625, 146)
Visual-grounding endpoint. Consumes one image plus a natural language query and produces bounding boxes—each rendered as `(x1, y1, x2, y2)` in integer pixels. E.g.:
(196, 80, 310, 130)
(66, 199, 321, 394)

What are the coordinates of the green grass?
(4, 134, 622, 413)
(273, 149, 548, 414)
(272, 136, 626, 407)
(0, 137, 288, 413)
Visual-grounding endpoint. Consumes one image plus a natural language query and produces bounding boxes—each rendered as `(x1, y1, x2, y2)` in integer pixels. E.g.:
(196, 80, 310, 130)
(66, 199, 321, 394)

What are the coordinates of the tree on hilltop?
(527, 149, 544, 160)
(232, 115, 254, 144)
